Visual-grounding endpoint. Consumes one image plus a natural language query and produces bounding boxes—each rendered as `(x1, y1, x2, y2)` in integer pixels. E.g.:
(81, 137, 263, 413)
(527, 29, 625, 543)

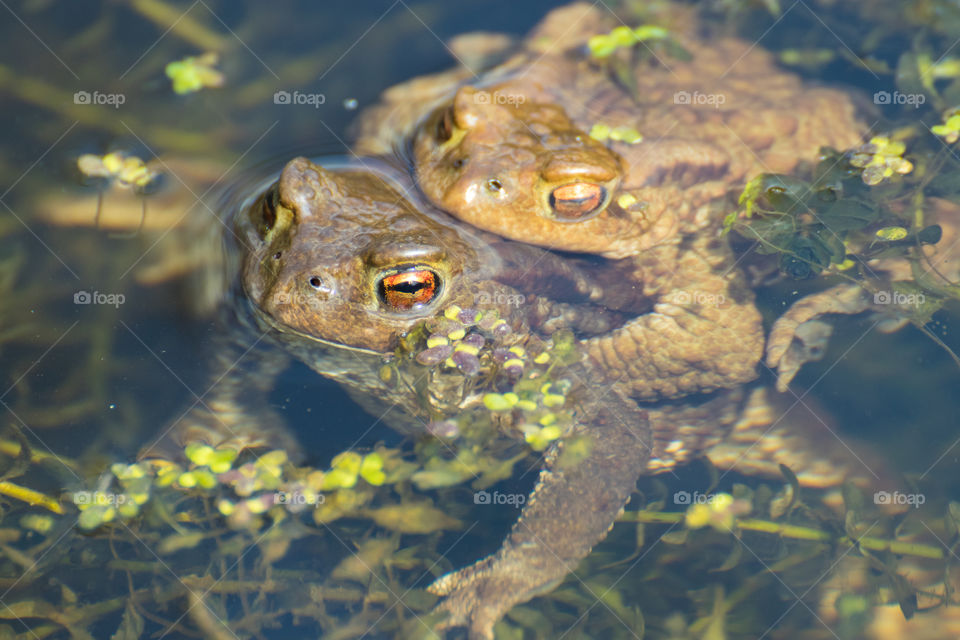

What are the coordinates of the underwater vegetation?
(3, 411, 959, 639)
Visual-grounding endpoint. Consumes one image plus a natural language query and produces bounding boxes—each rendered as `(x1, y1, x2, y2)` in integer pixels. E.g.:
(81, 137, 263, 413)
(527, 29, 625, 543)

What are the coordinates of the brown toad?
(148, 156, 888, 640)
(354, 3, 867, 400)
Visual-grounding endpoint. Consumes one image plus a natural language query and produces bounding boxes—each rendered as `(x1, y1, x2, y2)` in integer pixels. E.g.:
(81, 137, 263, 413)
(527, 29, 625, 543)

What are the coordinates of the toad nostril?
(308, 276, 323, 289)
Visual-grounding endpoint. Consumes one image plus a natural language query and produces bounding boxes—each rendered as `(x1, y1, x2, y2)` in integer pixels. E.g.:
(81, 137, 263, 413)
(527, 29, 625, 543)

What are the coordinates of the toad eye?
(257, 183, 279, 237)
(377, 268, 441, 311)
(436, 106, 455, 142)
(549, 183, 607, 221)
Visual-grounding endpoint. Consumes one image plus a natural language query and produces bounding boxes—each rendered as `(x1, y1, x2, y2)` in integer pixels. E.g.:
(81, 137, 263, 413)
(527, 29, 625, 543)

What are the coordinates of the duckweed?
(587, 24, 672, 59)
(589, 122, 643, 144)
(931, 107, 960, 143)
(848, 136, 914, 186)
(77, 151, 159, 190)
(164, 52, 225, 94)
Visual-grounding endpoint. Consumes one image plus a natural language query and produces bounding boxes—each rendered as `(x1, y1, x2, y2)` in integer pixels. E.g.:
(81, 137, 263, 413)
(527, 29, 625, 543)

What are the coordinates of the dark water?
(2, 1, 960, 639)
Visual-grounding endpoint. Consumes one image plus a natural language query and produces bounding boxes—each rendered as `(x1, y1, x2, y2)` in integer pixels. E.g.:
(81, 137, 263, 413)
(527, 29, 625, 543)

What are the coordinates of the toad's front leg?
(430, 385, 650, 639)
(583, 233, 764, 400)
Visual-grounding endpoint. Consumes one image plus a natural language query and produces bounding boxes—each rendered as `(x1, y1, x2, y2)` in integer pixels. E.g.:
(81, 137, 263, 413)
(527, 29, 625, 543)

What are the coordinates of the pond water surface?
(2, 1, 960, 639)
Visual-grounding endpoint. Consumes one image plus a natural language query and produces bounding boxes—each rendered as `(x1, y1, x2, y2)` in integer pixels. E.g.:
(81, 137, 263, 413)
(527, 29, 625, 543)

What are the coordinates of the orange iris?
(549, 183, 606, 221)
(379, 270, 438, 310)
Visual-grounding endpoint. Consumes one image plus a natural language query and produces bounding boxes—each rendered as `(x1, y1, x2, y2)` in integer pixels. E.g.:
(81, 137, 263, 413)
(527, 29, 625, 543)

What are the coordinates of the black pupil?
(551, 193, 590, 208)
(390, 280, 425, 294)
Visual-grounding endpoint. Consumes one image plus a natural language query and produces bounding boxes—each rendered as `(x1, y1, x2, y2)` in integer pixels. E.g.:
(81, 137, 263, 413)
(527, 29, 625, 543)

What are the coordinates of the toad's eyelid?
(436, 105, 455, 141)
(255, 182, 283, 238)
(375, 261, 442, 279)
(364, 244, 446, 269)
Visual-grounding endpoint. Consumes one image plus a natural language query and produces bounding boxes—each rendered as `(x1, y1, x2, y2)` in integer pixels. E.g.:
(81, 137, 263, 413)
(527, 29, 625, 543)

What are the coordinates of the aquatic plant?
(5, 0, 960, 637)
(583, 18, 690, 98)
(931, 107, 960, 144)
(164, 52, 225, 95)
(587, 25, 674, 59)
(722, 120, 960, 368)
(588, 122, 644, 144)
(1, 301, 945, 638)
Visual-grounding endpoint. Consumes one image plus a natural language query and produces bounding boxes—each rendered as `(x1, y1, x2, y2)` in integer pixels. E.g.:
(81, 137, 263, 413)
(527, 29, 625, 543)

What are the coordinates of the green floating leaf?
(891, 573, 919, 619)
(749, 217, 798, 253)
(819, 198, 878, 232)
(505, 605, 553, 632)
(158, 531, 205, 554)
(709, 540, 744, 572)
(765, 176, 813, 212)
(779, 234, 835, 279)
(78, 507, 110, 530)
(947, 501, 960, 538)
(364, 502, 461, 534)
(474, 453, 526, 489)
(741, 174, 812, 217)
(663, 39, 692, 61)
(895, 50, 933, 98)
(483, 393, 515, 412)
(360, 453, 386, 486)
(842, 481, 869, 514)
(412, 466, 473, 490)
(768, 484, 795, 520)
(892, 281, 945, 325)
(776, 464, 800, 514)
(660, 530, 689, 545)
(918, 224, 943, 244)
(813, 147, 861, 185)
(331, 538, 395, 582)
(780, 48, 835, 69)
(876, 226, 909, 241)
(0, 599, 58, 620)
(110, 601, 145, 640)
